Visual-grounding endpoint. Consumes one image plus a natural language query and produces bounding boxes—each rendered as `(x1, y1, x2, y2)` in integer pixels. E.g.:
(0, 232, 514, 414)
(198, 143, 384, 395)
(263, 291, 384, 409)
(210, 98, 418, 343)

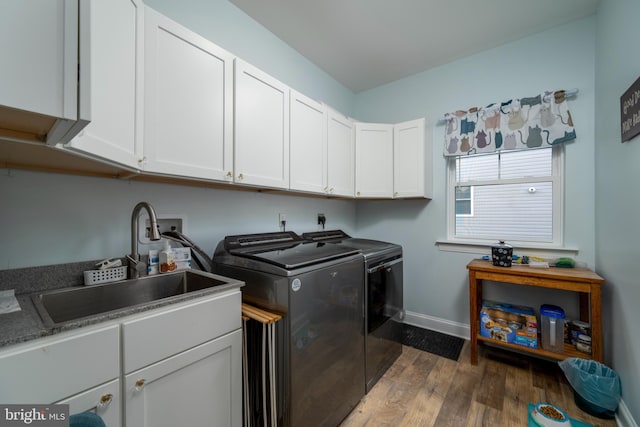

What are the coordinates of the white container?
(83, 266, 127, 285)
(172, 247, 192, 270)
(148, 249, 159, 275)
(159, 240, 176, 273)
(540, 304, 566, 353)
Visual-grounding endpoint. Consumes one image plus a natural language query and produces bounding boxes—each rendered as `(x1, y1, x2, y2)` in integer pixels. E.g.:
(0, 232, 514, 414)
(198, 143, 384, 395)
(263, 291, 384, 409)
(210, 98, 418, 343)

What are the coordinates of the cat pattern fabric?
(444, 90, 576, 156)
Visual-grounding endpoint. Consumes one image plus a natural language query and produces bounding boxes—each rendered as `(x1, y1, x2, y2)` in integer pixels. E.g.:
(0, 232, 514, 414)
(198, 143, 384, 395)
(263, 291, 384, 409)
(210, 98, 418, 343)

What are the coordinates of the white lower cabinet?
(0, 290, 242, 427)
(124, 330, 242, 427)
(0, 324, 121, 425)
(0, 324, 120, 405)
(122, 289, 242, 427)
(57, 379, 121, 427)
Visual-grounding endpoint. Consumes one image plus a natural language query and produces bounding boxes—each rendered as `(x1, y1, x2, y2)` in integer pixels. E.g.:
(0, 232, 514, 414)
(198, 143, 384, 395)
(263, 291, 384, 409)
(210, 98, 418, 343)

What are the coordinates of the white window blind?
(450, 147, 563, 245)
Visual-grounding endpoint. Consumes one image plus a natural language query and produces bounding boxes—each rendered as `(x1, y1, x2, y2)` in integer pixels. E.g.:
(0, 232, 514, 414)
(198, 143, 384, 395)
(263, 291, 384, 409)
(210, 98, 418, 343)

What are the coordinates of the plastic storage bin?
(540, 304, 565, 353)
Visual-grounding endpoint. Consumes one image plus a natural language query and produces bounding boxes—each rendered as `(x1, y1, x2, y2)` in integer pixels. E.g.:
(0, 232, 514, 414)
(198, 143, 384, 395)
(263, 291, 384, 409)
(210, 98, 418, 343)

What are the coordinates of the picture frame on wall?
(620, 75, 640, 142)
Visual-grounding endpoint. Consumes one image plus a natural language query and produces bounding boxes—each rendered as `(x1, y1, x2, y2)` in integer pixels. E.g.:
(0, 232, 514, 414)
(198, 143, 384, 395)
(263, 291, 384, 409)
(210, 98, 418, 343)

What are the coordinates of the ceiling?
(230, 0, 599, 93)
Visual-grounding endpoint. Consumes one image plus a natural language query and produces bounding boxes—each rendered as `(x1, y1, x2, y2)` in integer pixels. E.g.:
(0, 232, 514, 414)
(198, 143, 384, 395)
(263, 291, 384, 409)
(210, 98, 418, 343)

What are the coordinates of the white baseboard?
(403, 310, 470, 340)
(403, 311, 636, 427)
(616, 399, 638, 427)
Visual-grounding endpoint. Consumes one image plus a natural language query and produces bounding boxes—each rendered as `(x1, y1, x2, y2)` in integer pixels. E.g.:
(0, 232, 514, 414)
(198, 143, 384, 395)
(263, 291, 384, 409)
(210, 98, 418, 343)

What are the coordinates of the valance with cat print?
(443, 90, 576, 156)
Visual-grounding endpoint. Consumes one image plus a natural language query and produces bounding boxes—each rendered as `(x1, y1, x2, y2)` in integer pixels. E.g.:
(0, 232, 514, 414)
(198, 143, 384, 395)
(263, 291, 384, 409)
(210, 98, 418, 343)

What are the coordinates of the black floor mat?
(401, 324, 465, 361)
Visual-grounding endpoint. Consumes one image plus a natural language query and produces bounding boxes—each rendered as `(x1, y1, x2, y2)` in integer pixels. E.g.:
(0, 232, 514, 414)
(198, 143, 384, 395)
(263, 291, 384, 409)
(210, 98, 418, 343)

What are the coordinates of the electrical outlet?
(317, 213, 326, 229)
(279, 213, 287, 228)
(139, 215, 186, 244)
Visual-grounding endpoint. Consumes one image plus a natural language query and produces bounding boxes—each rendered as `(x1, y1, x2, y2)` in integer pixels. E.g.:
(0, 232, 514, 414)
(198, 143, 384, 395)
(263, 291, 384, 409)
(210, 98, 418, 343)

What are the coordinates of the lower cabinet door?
(125, 329, 242, 427)
(56, 379, 121, 427)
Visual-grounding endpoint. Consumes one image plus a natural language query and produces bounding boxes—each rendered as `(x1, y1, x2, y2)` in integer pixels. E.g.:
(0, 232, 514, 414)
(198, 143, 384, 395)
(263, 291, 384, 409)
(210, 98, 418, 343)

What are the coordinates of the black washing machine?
(213, 231, 365, 427)
(303, 230, 403, 393)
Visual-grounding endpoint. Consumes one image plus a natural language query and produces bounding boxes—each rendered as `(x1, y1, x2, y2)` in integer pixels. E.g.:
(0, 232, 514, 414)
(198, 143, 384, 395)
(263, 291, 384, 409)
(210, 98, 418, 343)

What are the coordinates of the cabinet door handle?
(237, 173, 244, 181)
(98, 393, 113, 408)
(135, 378, 146, 391)
(226, 171, 233, 178)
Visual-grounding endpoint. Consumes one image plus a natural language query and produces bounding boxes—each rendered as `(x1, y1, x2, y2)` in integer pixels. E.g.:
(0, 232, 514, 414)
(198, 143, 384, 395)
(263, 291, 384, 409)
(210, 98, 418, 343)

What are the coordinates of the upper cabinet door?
(0, 0, 75, 118)
(65, 0, 144, 170)
(290, 90, 327, 194)
(234, 59, 290, 189)
(355, 123, 394, 198)
(0, 0, 87, 145)
(326, 109, 355, 197)
(393, 118, 426, 198)
(143, 7, 234, 181)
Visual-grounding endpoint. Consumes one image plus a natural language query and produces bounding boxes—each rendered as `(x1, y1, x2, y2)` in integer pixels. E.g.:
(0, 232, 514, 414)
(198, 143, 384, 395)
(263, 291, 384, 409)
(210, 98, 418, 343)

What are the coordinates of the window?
(455, 186, 473, 216)
(447, 146, 564, 246)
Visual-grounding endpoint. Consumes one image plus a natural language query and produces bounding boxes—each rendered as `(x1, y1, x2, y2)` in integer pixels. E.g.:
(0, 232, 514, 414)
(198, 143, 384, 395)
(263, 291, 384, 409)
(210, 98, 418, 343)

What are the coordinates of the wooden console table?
(467, 259, 604, 365)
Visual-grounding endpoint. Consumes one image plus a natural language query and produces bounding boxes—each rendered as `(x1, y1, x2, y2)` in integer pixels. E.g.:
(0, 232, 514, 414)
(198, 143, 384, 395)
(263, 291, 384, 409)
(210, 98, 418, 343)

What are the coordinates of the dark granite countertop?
(0, 260, 243, 348)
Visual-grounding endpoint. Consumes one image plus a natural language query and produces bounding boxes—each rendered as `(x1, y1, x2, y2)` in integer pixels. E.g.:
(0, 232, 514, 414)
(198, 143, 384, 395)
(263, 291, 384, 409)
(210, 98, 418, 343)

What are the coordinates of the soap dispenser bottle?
(159, 239, 176, 273)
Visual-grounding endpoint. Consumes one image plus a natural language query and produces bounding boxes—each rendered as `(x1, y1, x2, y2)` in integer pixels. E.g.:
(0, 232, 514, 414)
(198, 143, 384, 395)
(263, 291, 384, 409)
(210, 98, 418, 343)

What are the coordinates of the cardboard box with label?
(480, 300, 538, 349)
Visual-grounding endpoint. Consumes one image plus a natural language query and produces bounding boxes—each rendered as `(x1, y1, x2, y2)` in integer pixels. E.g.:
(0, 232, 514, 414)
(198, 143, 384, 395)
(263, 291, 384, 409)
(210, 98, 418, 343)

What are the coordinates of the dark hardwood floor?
(341, 342, 617, 427)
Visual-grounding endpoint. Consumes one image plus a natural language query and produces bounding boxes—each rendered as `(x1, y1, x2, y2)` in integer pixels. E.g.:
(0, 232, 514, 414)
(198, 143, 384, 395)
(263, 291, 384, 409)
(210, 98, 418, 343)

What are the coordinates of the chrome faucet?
(128, 201, 161, 279)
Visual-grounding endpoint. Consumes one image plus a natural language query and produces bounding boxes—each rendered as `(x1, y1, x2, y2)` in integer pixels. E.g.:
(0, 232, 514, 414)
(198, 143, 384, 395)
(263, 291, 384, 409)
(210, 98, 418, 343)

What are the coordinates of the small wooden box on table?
(467, 259, 604, 365)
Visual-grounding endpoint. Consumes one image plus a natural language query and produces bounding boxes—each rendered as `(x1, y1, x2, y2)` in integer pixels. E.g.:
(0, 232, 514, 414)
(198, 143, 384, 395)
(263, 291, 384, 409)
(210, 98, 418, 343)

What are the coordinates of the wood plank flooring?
(341, 342, 617, 427)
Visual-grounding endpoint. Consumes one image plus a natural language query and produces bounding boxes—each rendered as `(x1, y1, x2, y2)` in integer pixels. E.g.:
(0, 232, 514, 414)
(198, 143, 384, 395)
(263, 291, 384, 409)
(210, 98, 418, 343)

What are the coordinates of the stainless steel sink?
(32, 270, 234, 327)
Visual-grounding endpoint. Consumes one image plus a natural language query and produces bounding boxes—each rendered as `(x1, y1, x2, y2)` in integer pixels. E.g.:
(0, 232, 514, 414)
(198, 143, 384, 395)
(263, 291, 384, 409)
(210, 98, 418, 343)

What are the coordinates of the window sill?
(435, 239, 579, 258)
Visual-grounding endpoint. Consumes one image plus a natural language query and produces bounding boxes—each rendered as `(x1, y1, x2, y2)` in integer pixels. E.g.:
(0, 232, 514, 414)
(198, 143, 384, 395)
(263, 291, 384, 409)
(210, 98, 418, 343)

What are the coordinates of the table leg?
(469, 271, 480, 365)
(590, 284, 603, 362)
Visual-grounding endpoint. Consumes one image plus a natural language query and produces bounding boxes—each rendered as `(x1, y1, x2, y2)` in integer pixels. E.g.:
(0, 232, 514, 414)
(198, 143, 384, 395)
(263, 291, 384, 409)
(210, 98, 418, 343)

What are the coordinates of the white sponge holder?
(83, 266, 127, 286)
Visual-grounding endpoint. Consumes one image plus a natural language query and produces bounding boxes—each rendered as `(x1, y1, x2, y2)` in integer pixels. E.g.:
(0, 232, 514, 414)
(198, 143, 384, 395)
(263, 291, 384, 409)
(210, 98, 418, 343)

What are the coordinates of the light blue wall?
(595, 0, 640, 421)
(0, 169, 356, 269)
(353, 17, 597, 325)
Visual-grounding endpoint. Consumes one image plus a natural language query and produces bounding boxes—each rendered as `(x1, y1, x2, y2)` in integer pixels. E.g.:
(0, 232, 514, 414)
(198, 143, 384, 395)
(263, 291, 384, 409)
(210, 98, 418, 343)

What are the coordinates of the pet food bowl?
(531, 403, 570, 427)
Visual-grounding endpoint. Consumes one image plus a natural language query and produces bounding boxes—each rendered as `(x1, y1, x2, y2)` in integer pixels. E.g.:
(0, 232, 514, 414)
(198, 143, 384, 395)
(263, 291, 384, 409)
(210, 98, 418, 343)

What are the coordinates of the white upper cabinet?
(0, 0, 88, 145)
(65, 0, 144, 170)
(143, 7, 234, 181)
(326, 108, 355, 197)
(289, 90, 327, 194)
(355, 123, 394, 198)
(394, 118, 427, 198)
(234, 59, 290, 189)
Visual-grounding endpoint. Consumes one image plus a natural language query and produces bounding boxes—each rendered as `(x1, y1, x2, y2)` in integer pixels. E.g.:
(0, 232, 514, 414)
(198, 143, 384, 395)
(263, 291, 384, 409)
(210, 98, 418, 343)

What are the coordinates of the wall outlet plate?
(138, 214, 187, 244)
